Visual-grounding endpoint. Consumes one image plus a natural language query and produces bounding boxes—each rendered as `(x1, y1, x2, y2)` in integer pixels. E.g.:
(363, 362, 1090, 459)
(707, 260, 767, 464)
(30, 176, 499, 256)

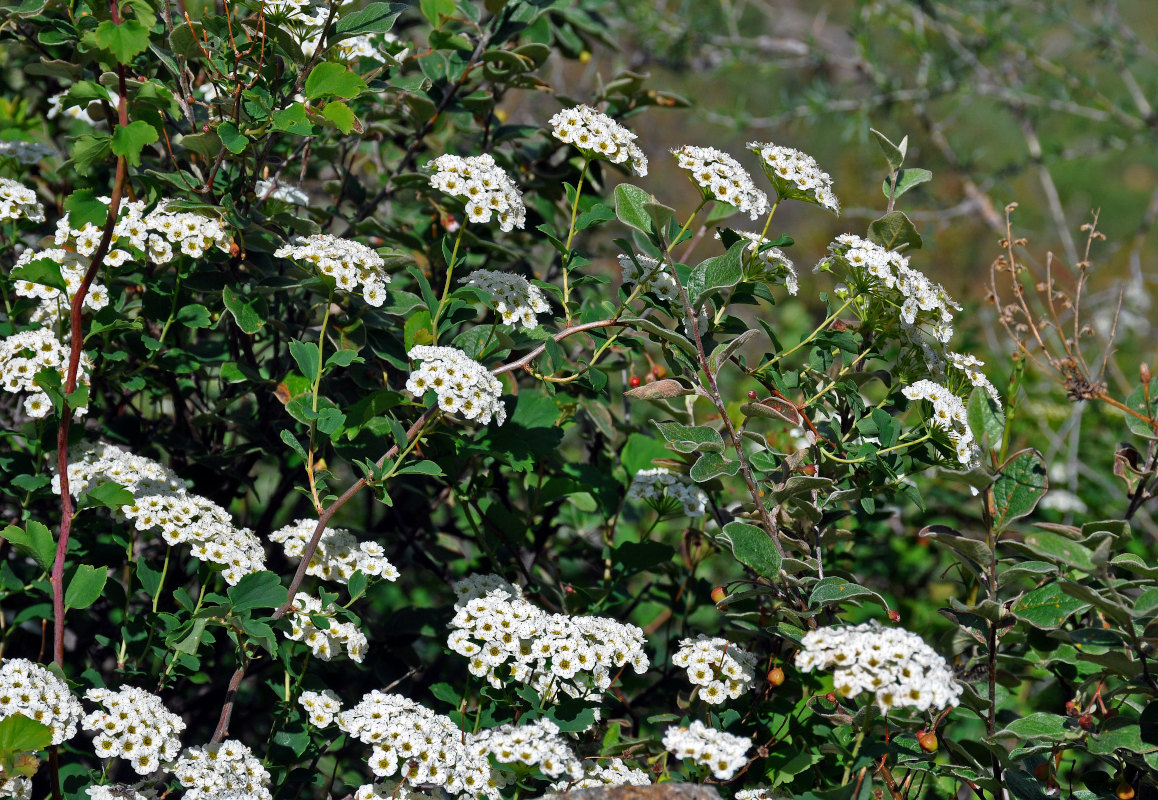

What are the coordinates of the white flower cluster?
(448, 574, 650, 704)
(0, 659, 83, 745)
(54, 443, 266, 584)
(902, 379, 977, 467)
(285, 592, 369, 662)
(0, 177, 45, 222)
(86, 787, 153, 800)
(548, 758, 651, 791)
(256, 178, 309, 205)
(796, 621, 962, 713)
(51, 199, 230, 265)
(463, 269, 551, 329)
(548, 105, 648, 176)
(298, 689, 343, 728)
(948, 352, 1002, 406)
(672, 635, 759, 704)
(734, 788, 785, 800)
(722, 230, 798, 295)
(336, 692, 495, 797)
(0, 139, 53, 164)
(275, 233, 389, 307)
(821, 234, 958, 344)
(748, 142, 839, 214)
(13, 247, 110, 325)
(618, 253, 679, 303)
(83, 686, 185, 775)
(0, 327, 92, 419)
(269, 519, 399, 584)
(354, 784, 440, 800)
(471, 718, 582, 781)
(626, 468, 708, 518)
(426, 153, 526, 232)
(672, 145, 769, 220)
(1, 776, 31, 800)
(662, 721, 750, 780)
(406, 345, 507, 425)
(173, 740, 272, 800)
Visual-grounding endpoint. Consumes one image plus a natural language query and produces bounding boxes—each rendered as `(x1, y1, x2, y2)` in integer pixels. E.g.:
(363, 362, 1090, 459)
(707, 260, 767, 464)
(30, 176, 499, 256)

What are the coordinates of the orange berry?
(766, 667, 785, 687)
(710, 586, 727, 604)
(917, 732, 939, 753)
(1116, 782, 1135, 800)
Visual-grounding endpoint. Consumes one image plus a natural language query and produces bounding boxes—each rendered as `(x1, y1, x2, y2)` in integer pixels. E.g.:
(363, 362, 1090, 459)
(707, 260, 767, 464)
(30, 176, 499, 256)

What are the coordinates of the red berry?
(766, 667, 785, 687)
(825, 692, 838, 704)
(563, 584, 574, 594)
(747, 390, 757, 399)
(888, 609, 901, 622)
(710, 586, 727, 604)
(917, 732, 939, 753)
(629, 376, 641, 388)
(1078, 713, 1093, 730)
(1065, 700, 1078, 715)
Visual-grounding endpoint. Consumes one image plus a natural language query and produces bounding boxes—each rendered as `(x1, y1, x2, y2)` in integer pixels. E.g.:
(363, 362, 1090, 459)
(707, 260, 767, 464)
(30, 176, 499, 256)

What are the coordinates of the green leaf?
(216, 121, 249, 154)
(289, 339, 321, 381)
(222, 286, 267, 334)
(332, 2, 406, 42)
(92, 19, 151, 62)
(967, 387, 1005, 452)
(0, 713, 53, 753)
(708, 329, 759, 375)
(305, 62, 368, 100)
(869, 128, 906, 173)
(692, 241, 745, 306)
(325, 349, 363, 369)
(1010, 582, 1090, 630)
(111, 120, 159, 166)
(689, 452, 740, 482)
(64, 189, 108, 229)
(1123, 378, 1158, 440)
(868, 211, 922, 251)
(721, 521, 782, 579)
(1087, 717, 1149, 755)
(395, 460, 445, 477)
(1013, 530, 1095, 572)
(2, 522, 55, 572)
(279, 429, 308, 461)
(921, 524, 991, 568)
(994, 712, 1070, 741)
(272, 104, 313, 136)
(989, 449, 1048, 531)
(420, 0, 456, 27)
(227, 571, 288, 614)
(321, 101, 358, 134)
(71, 133, 113, 175)
(177, 303, 213, 328)
(614, 184, 657, 238)
(808, 577, 889, 612)
(654, 421, 724, 454)
(882, 168, 932, 200)
(65, 565, 108, 610)
(81, 481, 134, 510)
(10, 257, 68, 293)
(613, 541, 675, 571)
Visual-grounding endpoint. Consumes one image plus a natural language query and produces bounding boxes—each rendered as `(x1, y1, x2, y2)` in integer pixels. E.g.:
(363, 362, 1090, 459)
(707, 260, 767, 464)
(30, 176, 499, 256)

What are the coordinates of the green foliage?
(0, 1, 1155, 799)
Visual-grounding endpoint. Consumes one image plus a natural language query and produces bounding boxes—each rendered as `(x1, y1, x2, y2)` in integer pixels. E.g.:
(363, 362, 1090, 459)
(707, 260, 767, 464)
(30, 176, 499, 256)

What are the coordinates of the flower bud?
(1141, 362, 1151, 385)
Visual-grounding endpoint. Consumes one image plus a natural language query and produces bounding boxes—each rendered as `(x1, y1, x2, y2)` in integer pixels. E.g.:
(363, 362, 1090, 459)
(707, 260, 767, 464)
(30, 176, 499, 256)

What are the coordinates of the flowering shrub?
(0, 1, 1157, 799)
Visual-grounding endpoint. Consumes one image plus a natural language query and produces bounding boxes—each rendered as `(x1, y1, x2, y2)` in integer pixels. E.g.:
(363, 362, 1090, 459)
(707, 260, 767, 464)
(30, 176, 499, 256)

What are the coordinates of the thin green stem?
(431, 222, 468, 343)
(761, 296, 855, 370)
(560, 158, 590, 325)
